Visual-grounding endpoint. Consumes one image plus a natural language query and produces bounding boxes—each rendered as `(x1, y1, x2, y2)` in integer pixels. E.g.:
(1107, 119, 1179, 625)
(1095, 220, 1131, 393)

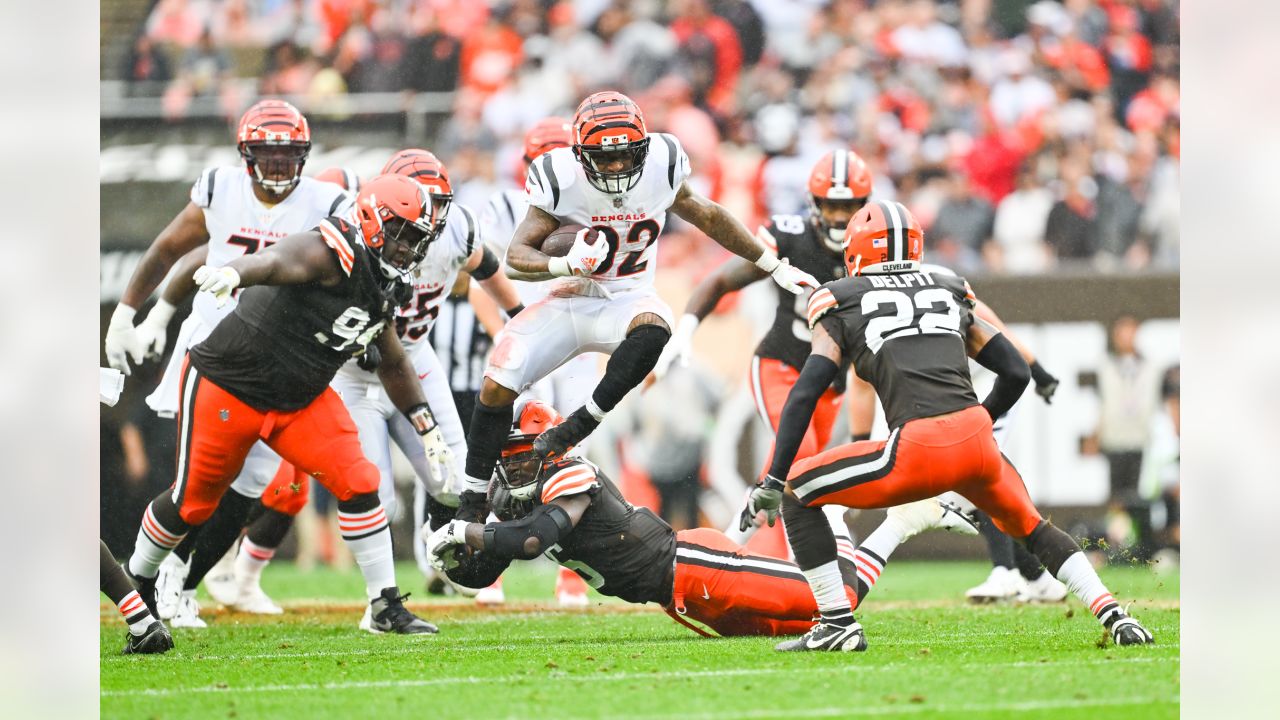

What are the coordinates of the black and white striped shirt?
(427, 293, 492, 393)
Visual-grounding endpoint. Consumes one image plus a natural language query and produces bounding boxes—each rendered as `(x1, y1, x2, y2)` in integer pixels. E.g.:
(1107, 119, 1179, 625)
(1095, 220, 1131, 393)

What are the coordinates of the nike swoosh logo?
(701, 584, 710, 601)
(418, 371, 430, 380)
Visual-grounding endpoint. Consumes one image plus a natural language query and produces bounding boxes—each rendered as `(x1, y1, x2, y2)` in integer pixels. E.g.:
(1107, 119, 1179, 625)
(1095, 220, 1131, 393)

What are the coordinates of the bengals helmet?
(808, 150, 873, 253)
(382, 149, 453, 236)
(354, 173, 439, 280)
(314, 167, 362, 194)
(495, 400, 569, 503)
(842, 200, 924, 276)
(237, 99, 311, 196)
(524, 116, 572, 165)
(571, 92, 649, 194)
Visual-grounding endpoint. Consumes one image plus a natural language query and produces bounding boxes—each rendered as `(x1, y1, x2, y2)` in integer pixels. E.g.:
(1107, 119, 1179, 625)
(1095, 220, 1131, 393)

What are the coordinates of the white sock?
(802, 559, 852, 623)
(129, 504, 186, 579)
(848, 520, 907, 596)
(235, 538, 274, 589)
(117, 590, 154, 636)
(338, 505, 395, 600)
(1056, 552, 1122, 625)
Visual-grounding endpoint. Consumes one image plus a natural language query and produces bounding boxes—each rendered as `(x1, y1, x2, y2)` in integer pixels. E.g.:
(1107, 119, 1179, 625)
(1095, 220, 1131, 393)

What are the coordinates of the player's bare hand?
(739, 474, 786, 532)
(105, 305, 145, 376)
(194, 265, 241, 308)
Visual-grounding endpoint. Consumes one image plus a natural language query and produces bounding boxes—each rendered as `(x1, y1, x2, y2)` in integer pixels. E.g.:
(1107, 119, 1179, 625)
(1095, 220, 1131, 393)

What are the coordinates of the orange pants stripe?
(666, 528, 857, 637)
(262, 461, 311, 517)
(172, 356, 378, 525)
(788, 405, 1043, 538)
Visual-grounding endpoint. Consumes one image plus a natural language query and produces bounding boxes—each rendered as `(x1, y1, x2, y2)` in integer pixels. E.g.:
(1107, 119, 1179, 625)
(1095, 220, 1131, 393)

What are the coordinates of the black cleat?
(532, 407, 599, 459)
(367, 587, 439, 635)
(1109, 616, 1154, 646)
(122, 621, 174, 655)
(122, 563, 160, 619)
(775, 621, 868, 652)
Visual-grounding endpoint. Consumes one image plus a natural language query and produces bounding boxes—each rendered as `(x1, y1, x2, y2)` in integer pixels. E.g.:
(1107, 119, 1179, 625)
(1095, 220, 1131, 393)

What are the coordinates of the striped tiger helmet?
(843, 200, 924, 276)
(571, 91, 650, 194)
(382, 149, 453, 236)
(808, 150, 873, 253)
(524, 116, 572, 165)
(236, 99, 311, 196)
(354, 174, 439, 280)
(314, 167, 362, 194)
(496, 400, 566, 501)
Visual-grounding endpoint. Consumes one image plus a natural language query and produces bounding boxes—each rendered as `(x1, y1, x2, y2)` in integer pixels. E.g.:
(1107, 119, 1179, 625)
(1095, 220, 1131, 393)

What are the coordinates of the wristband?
(674, 313, 700, 342)
(548, 257, 572, 277)
(505, 303, 525, 318)
(851, 432, 871, 443)
(754, 252, 781, 273)
(407, 403, 437, 434)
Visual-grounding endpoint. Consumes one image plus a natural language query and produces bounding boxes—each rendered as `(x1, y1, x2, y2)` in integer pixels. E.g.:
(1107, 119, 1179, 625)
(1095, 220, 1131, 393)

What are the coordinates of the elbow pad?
(482, 503, 574, 560)
(974, 333, 1031, 420)
(471, 246, 502, 280)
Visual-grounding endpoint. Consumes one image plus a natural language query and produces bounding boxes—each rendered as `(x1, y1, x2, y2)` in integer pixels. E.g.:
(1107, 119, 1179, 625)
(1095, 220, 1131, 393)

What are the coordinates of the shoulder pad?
(453, 204, 479, 260)
(540, 462, 600, 504)
(653, 132, 692, 190)
(525, 148, 576, 213)
(318, 218, 357, 276)
(806, 285, 840, 330)
(189, 167, 223, 209)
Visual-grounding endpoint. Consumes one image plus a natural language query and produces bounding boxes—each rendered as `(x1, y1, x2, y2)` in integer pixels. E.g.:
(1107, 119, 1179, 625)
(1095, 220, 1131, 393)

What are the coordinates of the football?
(540, 223, 589, 257)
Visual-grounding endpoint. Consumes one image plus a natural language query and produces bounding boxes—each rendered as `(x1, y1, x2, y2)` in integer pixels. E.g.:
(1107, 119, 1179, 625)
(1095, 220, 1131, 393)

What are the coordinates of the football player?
(121, 174, 446, 635)
(474, 117, 602, 606)
(426, 401, 973, 637)
(458, 91, 818, 524)
(744, 201, 1154, 651)
(105, 101, 354, 626)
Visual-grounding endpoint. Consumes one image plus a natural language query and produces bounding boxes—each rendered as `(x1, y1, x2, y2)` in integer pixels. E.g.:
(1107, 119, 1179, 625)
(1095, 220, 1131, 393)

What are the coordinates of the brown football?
(540, 223, 590, 257)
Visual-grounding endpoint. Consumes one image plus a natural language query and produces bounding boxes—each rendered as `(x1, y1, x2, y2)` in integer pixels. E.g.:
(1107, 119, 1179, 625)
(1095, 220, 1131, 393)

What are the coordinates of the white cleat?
(475, 580, 505, 606)
(965, 566, 1026, 604)
(154, 554, 189, 620)
(1017, 571, 1069, 603)
(204, 544, 240, 605)
(557, 590, 589, 608)
(358, 605, 373, 633)
(887, 498, 979, 541)
(231, 584, 284, 614)
(170, 590, 208, 628)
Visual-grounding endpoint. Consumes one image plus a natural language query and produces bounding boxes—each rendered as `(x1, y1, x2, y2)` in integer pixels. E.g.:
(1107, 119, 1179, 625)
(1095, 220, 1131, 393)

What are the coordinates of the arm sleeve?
(481, 503, 576, 561)
(768, 355, 841, 479)
(470, 245, 501, 280)
(973, 333, 1031, 420)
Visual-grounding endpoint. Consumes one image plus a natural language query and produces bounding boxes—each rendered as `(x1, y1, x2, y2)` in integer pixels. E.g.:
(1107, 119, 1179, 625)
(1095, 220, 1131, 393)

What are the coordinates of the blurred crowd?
(120, 0, 1179, 276)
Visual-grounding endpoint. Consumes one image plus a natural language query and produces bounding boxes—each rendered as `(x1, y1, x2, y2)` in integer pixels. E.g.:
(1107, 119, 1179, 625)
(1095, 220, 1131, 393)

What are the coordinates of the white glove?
(194, 265, 241, 308)
(739, 474, 786, 532)
(426, 519, 471, 572)
(653, 313, 699, 380)
(549, 229, 609, 277)
(756, 252, 818, 295)
(134, 299, 176, 361)
(99, 367, 125, 406)
(421, 421, 458, 493)
(104, 305, 144, 376)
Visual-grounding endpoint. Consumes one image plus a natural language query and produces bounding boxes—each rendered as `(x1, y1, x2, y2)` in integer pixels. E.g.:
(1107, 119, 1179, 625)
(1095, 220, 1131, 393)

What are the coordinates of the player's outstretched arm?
(464, 494, 589, 558)
(973, 299, 1060, 403)
(504, 205, 563, 281)
(212, 230, 342, 291)
(374, 328, 430, 414)
(669, 182, 818, 294)
(768, 323, 844, 482)
(463, 243, 524, 317)
(120, 202, 210, 310)
(130, 244, 209, 362)
(966, 315, 1032, 421)
(655, 256, 765, 380)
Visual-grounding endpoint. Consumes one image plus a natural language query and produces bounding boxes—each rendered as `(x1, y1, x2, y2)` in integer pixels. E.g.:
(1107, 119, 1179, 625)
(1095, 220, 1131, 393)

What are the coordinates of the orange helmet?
(571, 91, 649, 194)
(315, 167, 362, 194)
(808, 150, 873, 252)
(354, 173, 439, 280)
(843, 200, 924, 276)
(524, 116, 572, 164)
(236, 99, 311, 195)
(496, 400, 566, 499)
(382, 149, 453, 235)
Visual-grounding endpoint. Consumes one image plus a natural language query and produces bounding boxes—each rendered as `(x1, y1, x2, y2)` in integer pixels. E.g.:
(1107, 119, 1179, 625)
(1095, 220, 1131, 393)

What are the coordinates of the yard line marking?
(610, 695, 1180, 720)
(100, 656, 1177, 697)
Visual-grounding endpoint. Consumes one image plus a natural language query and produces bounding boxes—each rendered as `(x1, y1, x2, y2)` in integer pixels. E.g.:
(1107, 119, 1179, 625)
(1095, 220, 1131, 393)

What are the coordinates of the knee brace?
(1022, 520, 1082, 576)
(781, 493, 837, 571)
(593, 324, 671, 413)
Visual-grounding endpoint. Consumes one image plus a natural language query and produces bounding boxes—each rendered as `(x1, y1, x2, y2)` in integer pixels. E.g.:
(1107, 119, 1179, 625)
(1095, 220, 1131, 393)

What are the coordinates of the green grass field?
(100, 560, 1179, 719)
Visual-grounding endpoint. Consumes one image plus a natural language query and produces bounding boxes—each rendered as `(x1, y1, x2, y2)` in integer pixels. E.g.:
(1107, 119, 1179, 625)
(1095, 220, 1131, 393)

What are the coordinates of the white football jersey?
(396, 204, 480, 351)
(189, 167, 352, 328)
(523, 133, 692, 293)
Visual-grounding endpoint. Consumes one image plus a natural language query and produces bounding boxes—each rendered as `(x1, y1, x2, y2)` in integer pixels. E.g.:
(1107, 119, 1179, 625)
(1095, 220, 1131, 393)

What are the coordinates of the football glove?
(549, 229, 609, 277)
(653, 313, 699, 380)
(133, 299, 176, 362)
(756, 252, 818, 295)
(194, 265, 241, 308)
(426, 519, 470, 572)
(104, 305, 145, 376)
(356, 343, 382, 372)
(456, 490, 490, 524)
(1030, 361, 1060, 404)
(410, 406, 457, 494)
(739, 474, 787, 532)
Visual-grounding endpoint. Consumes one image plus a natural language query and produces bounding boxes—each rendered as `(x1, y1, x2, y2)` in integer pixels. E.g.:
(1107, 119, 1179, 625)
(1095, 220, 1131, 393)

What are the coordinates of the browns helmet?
(314, 167, 362, 194)
(495, 400, 569, 503)
(382, 149, 453, 235)
(354, 173, 439, 280)
(524, 116, 572, 165)
(808, 150, 873, 252)
(842, 200, 924, 276)
(236, 99, 311, 196)
(571, 92, 649, 194)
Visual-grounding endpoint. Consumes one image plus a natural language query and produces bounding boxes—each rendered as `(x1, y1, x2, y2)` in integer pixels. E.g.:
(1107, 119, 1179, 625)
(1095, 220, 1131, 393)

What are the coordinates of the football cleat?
(532, 407, 599, 460)
(555, 567, 590, 608)
(1017, 570, 1069, 603)
(122, 620, 174, 655)
(204, 545, 241, 606)
(230, 585, 283, 615)
(775, 621, 867, 652)
(887, 498, 978, 541)
(1109, 615, 1155, 646)
(154, 554, 188, 620)
(365, 587, 438, 635)
(169, 590, 208, 629)
(965, 566, 1026, 604)
(122, 563, 160, 619)
(475, 578, 505, 606)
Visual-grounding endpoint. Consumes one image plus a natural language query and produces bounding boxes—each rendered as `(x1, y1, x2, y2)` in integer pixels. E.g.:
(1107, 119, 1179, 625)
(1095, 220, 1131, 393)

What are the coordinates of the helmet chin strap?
(252, 164, 299, 195)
